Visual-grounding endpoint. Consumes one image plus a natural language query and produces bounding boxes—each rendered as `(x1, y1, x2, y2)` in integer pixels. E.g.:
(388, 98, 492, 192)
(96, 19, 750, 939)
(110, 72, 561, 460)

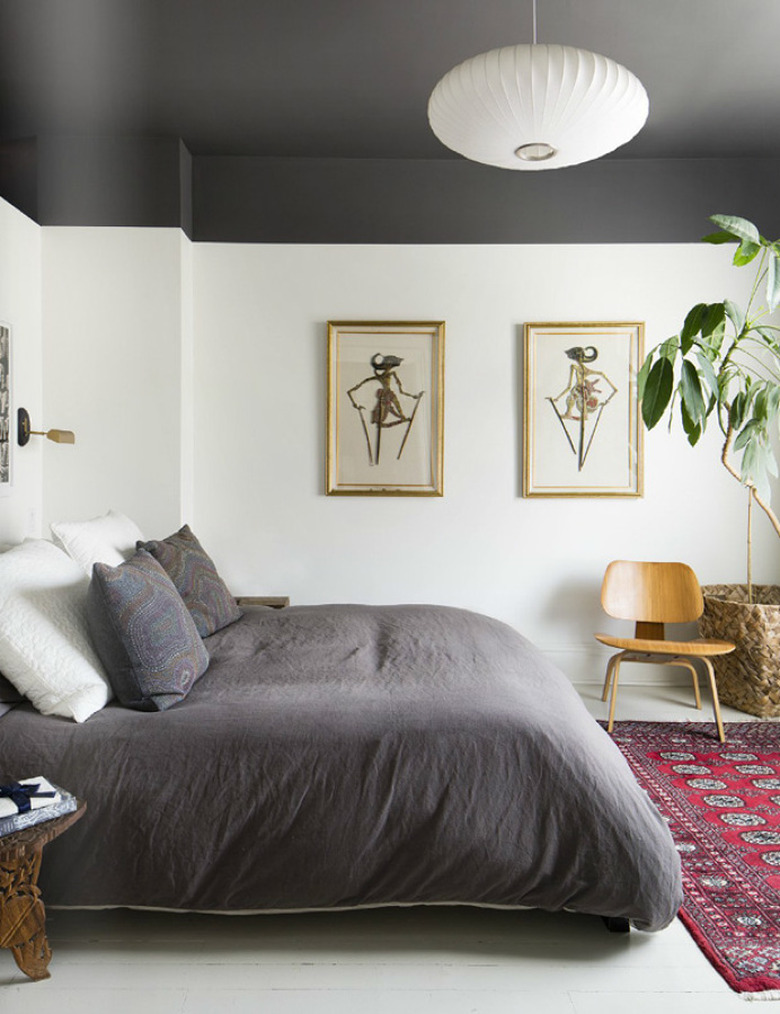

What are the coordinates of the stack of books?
(0, 777, 78, 837)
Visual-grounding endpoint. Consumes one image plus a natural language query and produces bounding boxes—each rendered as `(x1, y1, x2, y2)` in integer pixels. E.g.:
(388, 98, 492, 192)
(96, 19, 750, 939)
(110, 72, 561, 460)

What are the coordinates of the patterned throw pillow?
(137, 525, 242, 637)
(87, 550, 209, 711)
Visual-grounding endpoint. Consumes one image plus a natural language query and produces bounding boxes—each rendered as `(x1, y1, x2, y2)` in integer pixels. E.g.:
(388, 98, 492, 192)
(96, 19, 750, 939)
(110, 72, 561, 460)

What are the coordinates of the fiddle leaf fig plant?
(639, 215, 780, 594)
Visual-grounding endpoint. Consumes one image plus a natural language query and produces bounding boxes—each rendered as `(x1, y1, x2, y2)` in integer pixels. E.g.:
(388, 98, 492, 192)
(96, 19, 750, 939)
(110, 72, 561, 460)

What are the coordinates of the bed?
(0, 517, 682, 933)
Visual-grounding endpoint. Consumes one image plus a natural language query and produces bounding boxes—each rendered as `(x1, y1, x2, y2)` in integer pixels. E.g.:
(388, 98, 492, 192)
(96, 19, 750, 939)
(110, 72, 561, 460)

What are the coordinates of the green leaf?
(733, 240, 761, 267)
(641, 357, 674, 429)
(680, 402, 702, 446)
(741, 437, 771, 503)
(740, 429, 762, 463)
(734, 419, 760, 451)
(701, 230, 738, 245)
(754, 387, 769, 422)
(681, 304, 707, 347)
(702, 302, 726, 339)
(741, 436, 758, 470)
(730, 391, 747, 430)
(768, 385, 780, 420)
(680, 359, 706, 423)
(710, 214, 761, 245)
(724, 299, 745, 334)
(767, 252, 780, 312)
(719, 365, 738, 405)
(636, 353, 653, 401)
(679, 333, 694, 357)
(755, 326, 780, 350)
(659, 336, 680, 361)
(693, 348, 719, 399)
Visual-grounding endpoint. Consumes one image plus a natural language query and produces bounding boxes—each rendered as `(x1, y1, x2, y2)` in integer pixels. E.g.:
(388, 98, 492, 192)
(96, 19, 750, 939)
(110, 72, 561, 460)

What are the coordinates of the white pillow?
(0, 539, 112, 722)
(51, 509, 145, 574)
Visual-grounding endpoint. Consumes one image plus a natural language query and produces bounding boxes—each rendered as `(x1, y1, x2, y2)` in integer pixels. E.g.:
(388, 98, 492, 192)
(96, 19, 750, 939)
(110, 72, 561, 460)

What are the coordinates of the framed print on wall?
(327, 321, 445, 496)
(523, 322, 643, 498)
(0, 322, 10, 494)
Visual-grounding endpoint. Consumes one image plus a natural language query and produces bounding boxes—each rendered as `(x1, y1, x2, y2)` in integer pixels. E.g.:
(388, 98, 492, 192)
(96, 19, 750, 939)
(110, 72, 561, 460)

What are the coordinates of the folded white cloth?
(0, 776, 61, 818)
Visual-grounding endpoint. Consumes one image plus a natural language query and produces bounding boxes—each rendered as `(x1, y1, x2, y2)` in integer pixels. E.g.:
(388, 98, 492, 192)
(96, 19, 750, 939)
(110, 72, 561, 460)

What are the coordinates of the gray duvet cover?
(0, 604, 681, 930)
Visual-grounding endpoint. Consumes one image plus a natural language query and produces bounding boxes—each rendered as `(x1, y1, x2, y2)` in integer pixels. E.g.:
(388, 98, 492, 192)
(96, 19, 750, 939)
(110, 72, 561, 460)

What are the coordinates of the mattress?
(0, 603, 682, 930)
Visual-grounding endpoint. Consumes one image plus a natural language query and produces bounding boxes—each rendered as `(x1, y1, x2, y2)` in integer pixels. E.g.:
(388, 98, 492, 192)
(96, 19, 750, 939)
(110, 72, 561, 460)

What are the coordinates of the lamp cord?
(532, 0, 537, 44)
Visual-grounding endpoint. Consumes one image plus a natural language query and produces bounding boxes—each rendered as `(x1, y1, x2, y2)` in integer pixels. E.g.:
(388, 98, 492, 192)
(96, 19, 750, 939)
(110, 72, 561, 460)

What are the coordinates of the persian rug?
(606, 721, 780, 994)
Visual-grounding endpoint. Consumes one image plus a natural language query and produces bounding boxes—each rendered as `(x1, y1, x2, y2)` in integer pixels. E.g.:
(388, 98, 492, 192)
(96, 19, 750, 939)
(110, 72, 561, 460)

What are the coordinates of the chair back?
(601, 560, 704, 624)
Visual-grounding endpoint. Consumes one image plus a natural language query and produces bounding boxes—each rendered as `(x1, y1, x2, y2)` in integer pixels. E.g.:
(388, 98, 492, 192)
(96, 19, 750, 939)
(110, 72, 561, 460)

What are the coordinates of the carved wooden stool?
(0, 801, 86, 981)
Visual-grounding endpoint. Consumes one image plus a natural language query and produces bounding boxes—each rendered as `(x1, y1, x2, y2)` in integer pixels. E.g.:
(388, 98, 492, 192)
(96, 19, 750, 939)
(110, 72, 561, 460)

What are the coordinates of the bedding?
(137, 524, 242, 636)
(0, 603, 681, 930)
(0, 672, 24, 703)
(0, 674, 23, 719)
(51, 509, 146, 573)
(0, 539, 111, 721)
(87, 549, 210, 710)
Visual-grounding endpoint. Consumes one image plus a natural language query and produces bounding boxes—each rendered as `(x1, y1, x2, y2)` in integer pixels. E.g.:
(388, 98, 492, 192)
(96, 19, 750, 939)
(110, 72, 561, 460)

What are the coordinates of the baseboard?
(540, 642, 697, 687)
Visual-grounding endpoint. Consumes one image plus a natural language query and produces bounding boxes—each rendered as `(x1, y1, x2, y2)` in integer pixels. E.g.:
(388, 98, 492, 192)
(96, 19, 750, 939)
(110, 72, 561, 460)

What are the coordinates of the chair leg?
(688, 661, 702, 710)
(607, 654, 626, 733)
(701, 657, 725, 743)
(602, 654, 620, 703)
(669, 659, 702, 709)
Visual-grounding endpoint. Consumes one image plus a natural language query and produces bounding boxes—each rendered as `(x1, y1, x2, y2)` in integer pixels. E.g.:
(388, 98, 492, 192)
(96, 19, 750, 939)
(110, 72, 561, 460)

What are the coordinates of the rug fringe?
(743, 990, 780, 1001)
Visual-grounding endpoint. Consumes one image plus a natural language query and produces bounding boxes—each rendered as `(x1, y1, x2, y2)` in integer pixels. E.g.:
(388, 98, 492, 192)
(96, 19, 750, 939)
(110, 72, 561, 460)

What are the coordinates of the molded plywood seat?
(595, 560, 735, 742)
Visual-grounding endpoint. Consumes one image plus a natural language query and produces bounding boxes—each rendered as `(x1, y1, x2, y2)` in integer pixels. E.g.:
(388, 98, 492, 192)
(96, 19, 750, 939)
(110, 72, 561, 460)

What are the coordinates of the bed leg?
(602, 916, 630, 933)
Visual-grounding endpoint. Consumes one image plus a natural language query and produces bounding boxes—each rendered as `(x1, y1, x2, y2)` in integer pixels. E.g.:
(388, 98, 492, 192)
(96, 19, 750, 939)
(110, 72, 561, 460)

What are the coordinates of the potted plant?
(640, 214, 780, 716)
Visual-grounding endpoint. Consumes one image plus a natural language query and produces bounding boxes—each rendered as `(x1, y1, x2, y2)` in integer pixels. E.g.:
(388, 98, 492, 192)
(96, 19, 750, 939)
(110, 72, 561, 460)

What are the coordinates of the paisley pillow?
(87, 550, 209, 711)
(137, 525, 242, 637)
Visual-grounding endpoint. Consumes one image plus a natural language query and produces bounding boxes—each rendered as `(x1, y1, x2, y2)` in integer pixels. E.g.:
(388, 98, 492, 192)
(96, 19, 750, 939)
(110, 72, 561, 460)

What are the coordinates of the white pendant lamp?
(427, 5, 648, 171)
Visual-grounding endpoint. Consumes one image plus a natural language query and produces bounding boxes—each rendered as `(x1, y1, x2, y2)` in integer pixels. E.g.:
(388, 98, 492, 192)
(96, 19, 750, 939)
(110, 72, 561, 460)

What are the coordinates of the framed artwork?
(327, 321, 445, 496)
(523, 321, 643, 498)
(0, 323, 10, 494)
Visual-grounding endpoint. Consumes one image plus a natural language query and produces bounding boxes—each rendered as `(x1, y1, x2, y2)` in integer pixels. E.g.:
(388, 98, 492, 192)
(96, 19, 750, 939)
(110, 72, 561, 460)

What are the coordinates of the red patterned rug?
(606, 721, 780, 994)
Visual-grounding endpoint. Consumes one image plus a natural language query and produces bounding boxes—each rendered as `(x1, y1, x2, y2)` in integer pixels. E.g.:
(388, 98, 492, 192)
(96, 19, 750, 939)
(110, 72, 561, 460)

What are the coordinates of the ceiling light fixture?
(427, 0, 649, 171)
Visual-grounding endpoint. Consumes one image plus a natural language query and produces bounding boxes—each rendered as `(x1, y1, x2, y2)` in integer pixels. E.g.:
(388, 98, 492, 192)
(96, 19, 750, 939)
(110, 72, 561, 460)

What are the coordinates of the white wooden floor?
(1, 685, 764, 1013)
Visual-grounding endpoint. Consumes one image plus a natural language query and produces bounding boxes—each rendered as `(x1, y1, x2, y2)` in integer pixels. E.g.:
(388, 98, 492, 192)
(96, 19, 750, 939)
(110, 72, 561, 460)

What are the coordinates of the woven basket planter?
(699, 584, 780, 718)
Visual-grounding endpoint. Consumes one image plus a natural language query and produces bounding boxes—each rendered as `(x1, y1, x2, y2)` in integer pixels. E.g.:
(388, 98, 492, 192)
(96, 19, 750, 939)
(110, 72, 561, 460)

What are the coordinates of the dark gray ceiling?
(2, 0, 780, 161)
(2, 0, 779, 242)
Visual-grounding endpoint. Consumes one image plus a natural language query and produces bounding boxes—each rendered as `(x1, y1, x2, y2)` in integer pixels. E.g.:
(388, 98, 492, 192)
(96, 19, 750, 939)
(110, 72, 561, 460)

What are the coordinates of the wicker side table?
(0, 801, 86, 981)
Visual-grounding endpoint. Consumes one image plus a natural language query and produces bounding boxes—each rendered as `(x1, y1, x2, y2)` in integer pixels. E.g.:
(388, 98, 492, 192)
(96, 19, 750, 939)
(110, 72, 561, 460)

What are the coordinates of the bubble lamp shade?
(428, 44, 649, 170)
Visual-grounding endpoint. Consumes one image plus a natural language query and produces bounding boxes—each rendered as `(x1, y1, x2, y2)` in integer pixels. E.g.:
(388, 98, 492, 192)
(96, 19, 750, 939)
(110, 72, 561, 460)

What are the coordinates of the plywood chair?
(595, 560, 735, 743)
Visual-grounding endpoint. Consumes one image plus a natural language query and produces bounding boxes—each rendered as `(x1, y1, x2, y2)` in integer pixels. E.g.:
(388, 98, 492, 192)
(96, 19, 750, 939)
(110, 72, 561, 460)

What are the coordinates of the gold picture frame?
(523, 321, 644, 498)
(327, 321, 445, 496)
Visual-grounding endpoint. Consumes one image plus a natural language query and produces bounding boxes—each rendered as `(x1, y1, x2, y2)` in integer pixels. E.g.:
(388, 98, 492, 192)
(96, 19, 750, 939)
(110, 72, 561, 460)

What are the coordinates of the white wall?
(42, 228, 185, 539)
(0, 197, 42, 544)
(40, 231, 780, 683)
(192, 243, 780, 681)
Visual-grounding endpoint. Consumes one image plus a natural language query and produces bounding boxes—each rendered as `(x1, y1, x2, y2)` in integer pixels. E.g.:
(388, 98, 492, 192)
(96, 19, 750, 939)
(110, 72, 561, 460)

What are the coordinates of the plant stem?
(747, 486, 753, 604)
(722, 423, 780, 556)
(746, 248, 768, 318)
(732, 342, 780, 382)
